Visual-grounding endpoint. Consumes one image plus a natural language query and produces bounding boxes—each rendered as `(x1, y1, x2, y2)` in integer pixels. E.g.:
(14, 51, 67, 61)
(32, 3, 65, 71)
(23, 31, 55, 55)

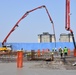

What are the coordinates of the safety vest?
(64, 47, 68, 53)
(59, 48, 63, 53)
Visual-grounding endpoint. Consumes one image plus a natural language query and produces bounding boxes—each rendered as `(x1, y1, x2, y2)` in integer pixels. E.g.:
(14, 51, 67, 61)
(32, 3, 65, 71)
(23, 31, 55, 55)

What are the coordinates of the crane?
(65, 0, 76, 56)
(2, 5, 56, 48)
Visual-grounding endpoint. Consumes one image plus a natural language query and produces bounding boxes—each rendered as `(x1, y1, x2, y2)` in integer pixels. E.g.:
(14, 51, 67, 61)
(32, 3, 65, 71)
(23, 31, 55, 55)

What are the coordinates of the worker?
(63, 47, 68, 57)
(59, 47, 63, 59)
(55, 48, 57, 52)
(51, 48, 54, 61)
(54, 48, 58, 56)
(52, 48, 54, 52)
(52, 48, 54, 55)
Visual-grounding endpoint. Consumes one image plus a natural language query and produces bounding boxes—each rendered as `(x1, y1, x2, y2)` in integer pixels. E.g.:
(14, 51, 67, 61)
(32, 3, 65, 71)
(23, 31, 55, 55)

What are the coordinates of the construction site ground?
(24, 56, 76, 70)
(0, 54, 76, 75)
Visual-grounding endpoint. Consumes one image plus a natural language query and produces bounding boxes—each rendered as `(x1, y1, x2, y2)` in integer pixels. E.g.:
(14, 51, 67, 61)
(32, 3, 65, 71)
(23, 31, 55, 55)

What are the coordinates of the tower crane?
(65, 0, 76, 56)
(2, 5, 56, 49)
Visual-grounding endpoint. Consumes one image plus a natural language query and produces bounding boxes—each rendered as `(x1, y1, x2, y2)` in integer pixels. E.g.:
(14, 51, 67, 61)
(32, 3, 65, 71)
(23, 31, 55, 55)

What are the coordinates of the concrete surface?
(0, 61, 76, 75)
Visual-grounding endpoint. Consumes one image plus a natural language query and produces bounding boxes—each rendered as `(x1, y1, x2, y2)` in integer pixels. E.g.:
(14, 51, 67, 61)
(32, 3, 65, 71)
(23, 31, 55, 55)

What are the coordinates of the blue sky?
(0, 0, 76, 43)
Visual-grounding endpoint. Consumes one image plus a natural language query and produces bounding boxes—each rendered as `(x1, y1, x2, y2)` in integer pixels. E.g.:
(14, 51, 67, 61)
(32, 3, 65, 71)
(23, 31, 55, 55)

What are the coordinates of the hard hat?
(60, 47, 61, 48)
(55, 48, 57, 49)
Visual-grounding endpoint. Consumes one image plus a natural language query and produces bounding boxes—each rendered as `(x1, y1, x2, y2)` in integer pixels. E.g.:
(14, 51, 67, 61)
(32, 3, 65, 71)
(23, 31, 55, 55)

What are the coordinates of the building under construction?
(38, 32, 55, 43)
(59, 33, 73, 42)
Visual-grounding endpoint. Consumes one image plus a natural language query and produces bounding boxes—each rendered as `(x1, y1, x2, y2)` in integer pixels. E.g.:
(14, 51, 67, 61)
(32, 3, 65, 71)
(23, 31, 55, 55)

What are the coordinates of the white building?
(59, 33, 72, 42)
(38, 32, 55, 43)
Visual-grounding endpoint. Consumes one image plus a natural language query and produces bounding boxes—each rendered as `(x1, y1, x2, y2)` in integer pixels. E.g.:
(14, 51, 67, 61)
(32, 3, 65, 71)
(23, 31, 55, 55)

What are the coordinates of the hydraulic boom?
(2, 5, 56, 47)
(65, 0, 76, 56)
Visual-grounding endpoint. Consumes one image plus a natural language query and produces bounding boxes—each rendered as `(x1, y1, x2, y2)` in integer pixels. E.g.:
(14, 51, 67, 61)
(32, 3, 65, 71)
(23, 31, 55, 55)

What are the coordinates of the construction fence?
(0, 42, 74, 51)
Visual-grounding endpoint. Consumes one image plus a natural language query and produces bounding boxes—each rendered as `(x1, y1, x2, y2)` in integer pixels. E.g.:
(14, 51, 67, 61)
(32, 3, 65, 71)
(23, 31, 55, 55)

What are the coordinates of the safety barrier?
(0, 42, 74, 51)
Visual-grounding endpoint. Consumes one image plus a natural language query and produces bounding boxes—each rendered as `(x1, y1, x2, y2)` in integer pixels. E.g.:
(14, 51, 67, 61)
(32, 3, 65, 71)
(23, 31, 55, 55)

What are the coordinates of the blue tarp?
(0, 42, 74, 51)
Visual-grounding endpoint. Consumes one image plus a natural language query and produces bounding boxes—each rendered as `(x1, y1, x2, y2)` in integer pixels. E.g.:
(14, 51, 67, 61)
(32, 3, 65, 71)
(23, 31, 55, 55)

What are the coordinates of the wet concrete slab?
(0, 61, 76, 75)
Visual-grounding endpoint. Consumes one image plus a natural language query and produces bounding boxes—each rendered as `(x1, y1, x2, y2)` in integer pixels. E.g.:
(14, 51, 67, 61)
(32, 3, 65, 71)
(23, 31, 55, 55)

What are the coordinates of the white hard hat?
(60, 47, 61, 48)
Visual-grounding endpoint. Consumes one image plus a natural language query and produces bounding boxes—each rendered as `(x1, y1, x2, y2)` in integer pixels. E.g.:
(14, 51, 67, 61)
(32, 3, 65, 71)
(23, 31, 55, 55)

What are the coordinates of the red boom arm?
(2, 5, 56, 46)
(65, 0, 76, 51)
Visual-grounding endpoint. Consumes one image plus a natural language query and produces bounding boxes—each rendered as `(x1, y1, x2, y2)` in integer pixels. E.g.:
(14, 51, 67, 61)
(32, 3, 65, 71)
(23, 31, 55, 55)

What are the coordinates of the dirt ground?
(0, 56, 76, 75)
(28, 56, 76, 70)
(0, 51, 76, 70)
